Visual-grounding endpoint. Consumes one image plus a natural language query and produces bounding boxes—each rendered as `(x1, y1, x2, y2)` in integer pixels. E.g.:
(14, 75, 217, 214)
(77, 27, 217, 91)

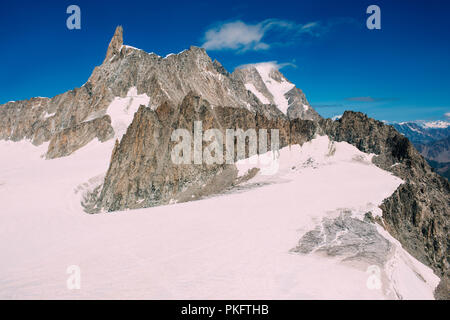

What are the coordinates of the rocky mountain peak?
(104, 25, 124, 63)
(232, 63, 320, 121)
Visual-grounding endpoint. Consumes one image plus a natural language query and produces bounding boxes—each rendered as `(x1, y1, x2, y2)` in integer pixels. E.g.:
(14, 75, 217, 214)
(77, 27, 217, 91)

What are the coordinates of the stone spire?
(104, 26, 123, 63)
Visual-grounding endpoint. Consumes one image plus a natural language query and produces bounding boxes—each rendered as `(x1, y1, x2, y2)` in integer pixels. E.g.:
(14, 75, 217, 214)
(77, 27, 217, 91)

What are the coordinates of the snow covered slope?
(253, 63, 295, 114)
(233, 62, 320, 120)
(105, 87, 150, 139)
(0, 136, 439, 299)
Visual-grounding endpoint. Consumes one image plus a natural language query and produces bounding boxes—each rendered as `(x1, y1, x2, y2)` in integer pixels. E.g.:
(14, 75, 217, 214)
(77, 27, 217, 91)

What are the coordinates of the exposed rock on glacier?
(46, 115, 113, 159)
(293, 210, 393, 267)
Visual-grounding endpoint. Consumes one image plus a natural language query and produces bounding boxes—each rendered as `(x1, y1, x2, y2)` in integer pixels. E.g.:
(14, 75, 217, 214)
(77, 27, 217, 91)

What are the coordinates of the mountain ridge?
(0, 26, 318, 159)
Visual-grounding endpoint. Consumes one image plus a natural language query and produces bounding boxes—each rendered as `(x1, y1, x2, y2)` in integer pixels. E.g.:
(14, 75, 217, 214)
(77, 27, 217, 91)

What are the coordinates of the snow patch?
(43, 111, 56, 119)
(106, 87, 150, 139)
(421, 120, 450, 129)
(120, 45, 141, 51)
(164, 49, 188, 59)
(396, 120, 450, 129)
(377, 225, 440, 299)
(245, 83, 269, 104)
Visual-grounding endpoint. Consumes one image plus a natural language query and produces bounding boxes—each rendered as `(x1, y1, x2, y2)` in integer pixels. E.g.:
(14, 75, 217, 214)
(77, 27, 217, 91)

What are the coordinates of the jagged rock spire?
(104, 26, 123, 63)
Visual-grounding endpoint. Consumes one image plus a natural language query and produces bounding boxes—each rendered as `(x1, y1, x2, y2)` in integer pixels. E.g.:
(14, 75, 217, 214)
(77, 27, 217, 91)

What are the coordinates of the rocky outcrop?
(46, 115, 114, 159)
(104, 25, 123, 63)
(90, 92, 318, 213)
(292, 210, 393, 267)
(91, 94, 237, 212)
(285, 87, 320, 121)
(319, 111, 449, 298)
(0, 86, 114, 145)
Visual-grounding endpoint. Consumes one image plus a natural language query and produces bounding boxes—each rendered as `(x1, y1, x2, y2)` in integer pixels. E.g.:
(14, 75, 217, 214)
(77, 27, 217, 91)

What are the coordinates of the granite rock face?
(90, 94, 236, 212)
(319, 111, 449, 298)
(104, 25, 123, 63)
(46, 115, 114, 159)
(90, 92, 318, 212)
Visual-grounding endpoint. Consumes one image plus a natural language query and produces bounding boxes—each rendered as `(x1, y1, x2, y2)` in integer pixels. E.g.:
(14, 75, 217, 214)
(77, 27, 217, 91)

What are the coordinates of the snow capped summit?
(253, 63, 295, 114)
(420, 120, 450, 129)
(393, 120, 450, 145)
(232, 62, 320, 121)
(396, 120, 450, 130)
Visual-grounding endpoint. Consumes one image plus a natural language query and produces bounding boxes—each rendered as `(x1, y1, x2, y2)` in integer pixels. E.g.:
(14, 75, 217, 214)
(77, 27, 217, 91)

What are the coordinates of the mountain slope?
(0, 136, 439, 299)
(393, 121, 449, 181)
(393, 121, 450, 145)
(232, 63, 320, 121)
(416, 136, 450, 163)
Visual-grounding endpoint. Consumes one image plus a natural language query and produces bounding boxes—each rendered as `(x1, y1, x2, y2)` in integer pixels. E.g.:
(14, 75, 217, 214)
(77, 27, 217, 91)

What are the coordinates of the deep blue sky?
(1, 0, 449, 122)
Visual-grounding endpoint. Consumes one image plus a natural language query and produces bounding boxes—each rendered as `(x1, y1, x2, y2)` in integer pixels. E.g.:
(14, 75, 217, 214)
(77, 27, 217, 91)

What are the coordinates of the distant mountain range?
(393, 121, 450, 179)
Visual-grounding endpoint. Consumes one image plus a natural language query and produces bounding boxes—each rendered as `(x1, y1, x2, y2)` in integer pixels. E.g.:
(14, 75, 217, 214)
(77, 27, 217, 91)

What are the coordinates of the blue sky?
(0, 0, 449, 122)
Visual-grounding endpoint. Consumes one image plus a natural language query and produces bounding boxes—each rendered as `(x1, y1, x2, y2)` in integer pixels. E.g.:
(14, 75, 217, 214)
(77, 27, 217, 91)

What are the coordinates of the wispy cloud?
(445, 112, 450, 119)
(202, 21, 268, 51)
(345, 96, 398, 103)
(201, 18, 355, 52)
(236, 60, 297, 71)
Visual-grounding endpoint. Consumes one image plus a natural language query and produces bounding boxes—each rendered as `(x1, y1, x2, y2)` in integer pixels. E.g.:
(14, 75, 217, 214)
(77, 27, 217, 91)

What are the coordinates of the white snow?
(106, 87, 150, 139)
(120, 45, 141, 51)
(408, 126, 423, 134)
(43, 111, 56, 119)
(164, 49, 188, 59)
(421, 120, 450, 129)
(377, 226, 440, 300)
(244, 83, 270, 104)
(0, 135, 439, 299)
(254, 63, 295, 114)
(397, 120, 450, 129)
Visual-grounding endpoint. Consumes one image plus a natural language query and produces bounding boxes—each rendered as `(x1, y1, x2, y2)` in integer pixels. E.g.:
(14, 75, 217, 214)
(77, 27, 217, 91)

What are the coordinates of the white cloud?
(445, 112, 450, 119)
(201, 19, 328, 52)
(236, 60, 297, 71)
(202, 21, 268, 51)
